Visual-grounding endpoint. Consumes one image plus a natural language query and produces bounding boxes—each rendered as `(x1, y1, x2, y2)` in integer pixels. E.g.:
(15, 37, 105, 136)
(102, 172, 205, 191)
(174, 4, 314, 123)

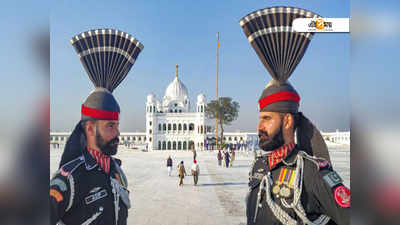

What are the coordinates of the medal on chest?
(272, 167, 296, 198)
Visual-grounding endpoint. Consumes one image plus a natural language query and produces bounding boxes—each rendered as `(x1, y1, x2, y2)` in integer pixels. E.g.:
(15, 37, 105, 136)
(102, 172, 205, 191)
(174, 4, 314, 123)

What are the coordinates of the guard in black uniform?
(50, 29, 143, 225)
(239, 6, 350, 225)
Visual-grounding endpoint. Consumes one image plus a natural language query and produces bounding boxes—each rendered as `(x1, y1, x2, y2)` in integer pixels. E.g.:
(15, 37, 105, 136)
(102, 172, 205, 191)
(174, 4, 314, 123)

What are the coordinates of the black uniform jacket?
(246, 147, 350, 225)
(50, 146, 130, 225)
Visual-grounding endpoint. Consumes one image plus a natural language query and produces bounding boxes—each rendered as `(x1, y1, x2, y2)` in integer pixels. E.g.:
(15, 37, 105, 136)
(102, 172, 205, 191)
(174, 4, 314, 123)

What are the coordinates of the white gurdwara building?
(145, 65, 214, 151)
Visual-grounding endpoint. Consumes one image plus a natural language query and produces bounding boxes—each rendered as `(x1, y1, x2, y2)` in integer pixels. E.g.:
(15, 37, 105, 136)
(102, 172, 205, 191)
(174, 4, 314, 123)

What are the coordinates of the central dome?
(164, 77, 189, 101)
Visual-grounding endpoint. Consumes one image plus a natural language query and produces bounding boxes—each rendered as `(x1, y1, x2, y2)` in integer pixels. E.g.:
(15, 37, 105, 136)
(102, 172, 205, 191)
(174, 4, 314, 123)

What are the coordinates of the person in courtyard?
(230, 150, 235, 167)
(50, 29, 143, 225)
(239, 7, 350, 225)
(217, 150, 222, 166)
(191, 160, 200, 185)
(178, 161, 187, 186)
(224, 150, 230, 168)
(167, 155, 173, 176)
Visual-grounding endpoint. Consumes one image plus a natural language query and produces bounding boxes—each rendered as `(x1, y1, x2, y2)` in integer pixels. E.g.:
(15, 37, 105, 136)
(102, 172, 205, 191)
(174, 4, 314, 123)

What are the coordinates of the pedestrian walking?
(224, 151, 230, 168)
(191, 160, 200, 185)
(217, 150, 222, 166)
(177, 161, 187, 186)
(167, 155, 173, 176)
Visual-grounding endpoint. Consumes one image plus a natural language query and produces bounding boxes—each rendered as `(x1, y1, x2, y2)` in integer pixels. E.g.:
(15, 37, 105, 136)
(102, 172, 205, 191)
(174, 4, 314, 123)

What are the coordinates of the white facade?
(321, 130, 350, 145)
(50, 66, 350, 151)
(145, 68, 213, 151)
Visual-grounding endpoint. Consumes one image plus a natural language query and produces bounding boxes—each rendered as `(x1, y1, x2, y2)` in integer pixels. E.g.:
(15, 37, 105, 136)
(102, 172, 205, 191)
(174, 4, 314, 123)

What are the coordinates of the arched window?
(183, 141, 187, 150)
(178, 141, 182, 150)
(178, 124, 182, 131)
(201, 126, 203, 134)
(173, 141, 177, 150)
(234, 137, 237, 141)
(163, 124, 166, 131)
(201, 105, 203, 112)
(158, 124, 161, 131)
(189, 123, 194, 131)
(153, 106, 156, 112)
(162, 141, 166, 150)
(229, 137, 232, 141)
(149, 129, 152, 134)
(139, 137, 142, 141)
(183, 124, 187, 131)
(168, 124, 171, 131)
(188, 141, 194, 150)
(167, 141, 171, 150)
(158, 141, 161, 150)
(150, 106, 152, 113)
(173, 124, 177, 131)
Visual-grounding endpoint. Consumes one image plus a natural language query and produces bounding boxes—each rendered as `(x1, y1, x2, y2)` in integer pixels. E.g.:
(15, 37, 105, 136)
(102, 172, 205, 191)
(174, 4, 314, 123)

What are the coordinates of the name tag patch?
(85, 189, 108, 205)
(323, 171, 343, 188)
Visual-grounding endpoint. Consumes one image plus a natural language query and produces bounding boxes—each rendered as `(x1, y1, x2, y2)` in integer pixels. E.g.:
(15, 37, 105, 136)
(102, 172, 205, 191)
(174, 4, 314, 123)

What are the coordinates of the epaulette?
(58, 156, 85, 178)
(298, 151, 331, 171)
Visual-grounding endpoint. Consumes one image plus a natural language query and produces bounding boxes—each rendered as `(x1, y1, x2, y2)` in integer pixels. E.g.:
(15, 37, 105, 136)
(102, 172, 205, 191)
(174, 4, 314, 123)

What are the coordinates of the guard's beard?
(96, 128, 119, 156)
(258, 126, 284, 152)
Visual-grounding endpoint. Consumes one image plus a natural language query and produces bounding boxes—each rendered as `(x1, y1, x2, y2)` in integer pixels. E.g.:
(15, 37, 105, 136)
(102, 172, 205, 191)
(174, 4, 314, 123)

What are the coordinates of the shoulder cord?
(65, 175, 75, 212)
(111, 178, 120, 225)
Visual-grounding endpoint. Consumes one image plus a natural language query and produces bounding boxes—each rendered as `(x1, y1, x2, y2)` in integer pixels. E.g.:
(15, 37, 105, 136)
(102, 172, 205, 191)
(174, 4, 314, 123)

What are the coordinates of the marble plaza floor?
(50, 146, 350, 225)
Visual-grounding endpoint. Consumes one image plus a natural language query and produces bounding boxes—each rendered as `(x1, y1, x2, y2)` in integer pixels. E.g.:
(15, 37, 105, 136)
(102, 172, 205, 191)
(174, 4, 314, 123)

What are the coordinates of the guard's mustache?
(110, 137, 119, 145)
(258, 130, 269, 139)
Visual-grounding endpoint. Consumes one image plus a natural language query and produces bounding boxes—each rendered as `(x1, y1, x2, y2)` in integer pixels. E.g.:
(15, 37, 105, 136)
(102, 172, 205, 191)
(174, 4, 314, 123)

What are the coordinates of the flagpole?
(216, 32, 219, 151)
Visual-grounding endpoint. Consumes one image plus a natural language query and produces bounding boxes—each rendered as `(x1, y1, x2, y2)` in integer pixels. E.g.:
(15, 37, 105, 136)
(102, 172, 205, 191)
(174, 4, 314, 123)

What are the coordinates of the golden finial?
(176, 64, 179, 78)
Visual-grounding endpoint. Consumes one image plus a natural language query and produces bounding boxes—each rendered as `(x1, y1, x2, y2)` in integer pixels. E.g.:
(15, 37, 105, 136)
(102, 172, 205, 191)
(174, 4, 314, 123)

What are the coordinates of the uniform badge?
(50, 189, 64, 202)
(272, 184, 280, 195)
(279, 186, 291, 198)
(318, 159, 330, 168)
(334, 185, 350, 208)
(257, 168, 264, 173)
(275, 167, 296, 198)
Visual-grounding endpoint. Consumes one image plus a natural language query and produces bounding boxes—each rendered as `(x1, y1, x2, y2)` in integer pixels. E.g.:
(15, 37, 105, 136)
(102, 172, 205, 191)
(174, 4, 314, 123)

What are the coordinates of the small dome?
(147, 93, 156, 103)
(197, 93, 206, 104)
(164, 77, 189, 102)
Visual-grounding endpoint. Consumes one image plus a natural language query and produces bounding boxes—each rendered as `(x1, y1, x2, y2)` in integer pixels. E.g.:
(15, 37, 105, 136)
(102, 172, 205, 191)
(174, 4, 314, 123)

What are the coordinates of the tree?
(205, 97, 239, 147)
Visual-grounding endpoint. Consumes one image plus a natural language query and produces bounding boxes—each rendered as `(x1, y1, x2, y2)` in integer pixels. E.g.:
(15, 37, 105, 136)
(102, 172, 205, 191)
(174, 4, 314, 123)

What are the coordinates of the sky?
(50, 0, 350, 133)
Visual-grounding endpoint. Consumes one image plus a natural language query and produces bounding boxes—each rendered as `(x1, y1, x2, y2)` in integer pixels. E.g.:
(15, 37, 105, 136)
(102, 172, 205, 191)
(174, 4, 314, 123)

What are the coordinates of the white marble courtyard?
(50, 146, 350, 225)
